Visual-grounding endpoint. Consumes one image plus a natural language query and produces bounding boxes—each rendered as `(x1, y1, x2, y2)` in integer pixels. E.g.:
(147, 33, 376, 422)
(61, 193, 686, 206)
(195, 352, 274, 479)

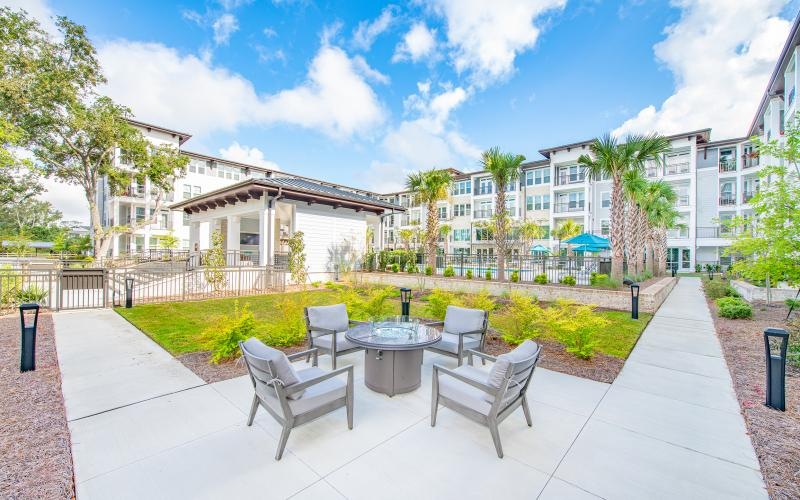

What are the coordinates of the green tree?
(406, 169, 452, 272)
(621, 169, 648, 276)
(640, 181, 678, 276)
(397, 228, 414, 251)
(206, 230, 227, 292)
(553, 219, 580, 254)
(578, 133, 671, 282)
(158, 231, 179, 250)
(480, 147, 526, 282)
(439, 223, 452, 254)
(516, 220, 544, 256)
(287, 230, 309, 286)
(0, 9, 189, 257)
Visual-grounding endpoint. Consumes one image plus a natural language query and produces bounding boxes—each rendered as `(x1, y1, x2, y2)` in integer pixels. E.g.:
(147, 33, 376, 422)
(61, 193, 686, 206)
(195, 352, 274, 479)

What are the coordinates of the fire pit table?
(346, 317, 441, 396)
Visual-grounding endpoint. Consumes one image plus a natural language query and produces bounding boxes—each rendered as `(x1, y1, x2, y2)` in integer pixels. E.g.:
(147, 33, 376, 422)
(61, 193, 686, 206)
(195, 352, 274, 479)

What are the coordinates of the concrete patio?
(53, 277, 766, 499)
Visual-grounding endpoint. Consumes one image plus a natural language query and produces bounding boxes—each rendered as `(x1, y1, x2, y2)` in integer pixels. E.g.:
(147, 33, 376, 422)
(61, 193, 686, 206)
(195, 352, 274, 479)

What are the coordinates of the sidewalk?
(549, 277, 767, 499)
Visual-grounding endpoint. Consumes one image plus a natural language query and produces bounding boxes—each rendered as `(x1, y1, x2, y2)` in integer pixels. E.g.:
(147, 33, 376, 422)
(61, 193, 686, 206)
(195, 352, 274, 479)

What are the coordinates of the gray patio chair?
(304, 304, 365, 369)
(239, 338, 354, 460)
(431, 340, 541, 458)
(426, 305, 489, 366)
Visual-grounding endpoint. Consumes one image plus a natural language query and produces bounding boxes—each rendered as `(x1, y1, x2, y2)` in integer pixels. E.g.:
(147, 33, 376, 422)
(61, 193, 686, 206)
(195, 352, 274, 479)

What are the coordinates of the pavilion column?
(227, 215, 241, 265)
(259, 197, 275, 267)
(189, 221, 200, 252)
(199, 221, 211, 250)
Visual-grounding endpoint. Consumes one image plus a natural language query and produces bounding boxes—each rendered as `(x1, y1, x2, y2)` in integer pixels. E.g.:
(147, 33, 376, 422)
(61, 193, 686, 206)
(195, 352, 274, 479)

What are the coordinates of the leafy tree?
(553, 219, 580, 254)
(206, 230, 227, 292)
(0, 9, 189, 257)
(397, 228, 414, 251)
(287, 230, 309, 286)
(406, 169, 452, 272)
(158, 231, 179, 250)
(516, 220, 544, 256)
(439, 223, 452, 254)
(621, 169, 648, 276)
(640, 181, 678, 276)
(480, 147, 526, 282)
(578, 133, 671, 282)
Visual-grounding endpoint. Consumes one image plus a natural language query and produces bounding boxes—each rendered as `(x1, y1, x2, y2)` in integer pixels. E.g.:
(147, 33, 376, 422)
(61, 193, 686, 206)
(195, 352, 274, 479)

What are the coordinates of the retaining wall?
(731, 280, 799, 303)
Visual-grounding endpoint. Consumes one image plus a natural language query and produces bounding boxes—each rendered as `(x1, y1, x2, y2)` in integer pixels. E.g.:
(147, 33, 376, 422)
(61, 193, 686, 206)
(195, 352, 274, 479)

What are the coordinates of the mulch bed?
(708, 298, 800, 499)
(0, 313, 75, 500)
(177, 343, 310, 384)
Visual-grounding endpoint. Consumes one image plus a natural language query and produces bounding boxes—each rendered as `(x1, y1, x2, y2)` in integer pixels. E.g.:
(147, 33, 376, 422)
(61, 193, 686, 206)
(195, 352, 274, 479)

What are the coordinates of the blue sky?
(10, 0, 799, 219)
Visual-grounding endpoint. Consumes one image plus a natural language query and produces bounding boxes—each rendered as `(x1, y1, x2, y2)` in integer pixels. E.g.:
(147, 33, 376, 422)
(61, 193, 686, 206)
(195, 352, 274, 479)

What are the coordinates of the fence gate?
(59, 268, 108, 310)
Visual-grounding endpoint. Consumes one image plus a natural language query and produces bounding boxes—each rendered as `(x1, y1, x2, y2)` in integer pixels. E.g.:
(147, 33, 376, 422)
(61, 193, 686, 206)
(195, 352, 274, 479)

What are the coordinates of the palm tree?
(621, 169, 648, 276)
(480, 147, 526, 282)
(439, 223, 452, 255)
(578, 133, 671, 282)
(398, 228, 414, 251)
(517, 220, 544, 256)
(406, 169, 452, 272)
(553, 219, 581, 255)
(641, 182, 679, 276)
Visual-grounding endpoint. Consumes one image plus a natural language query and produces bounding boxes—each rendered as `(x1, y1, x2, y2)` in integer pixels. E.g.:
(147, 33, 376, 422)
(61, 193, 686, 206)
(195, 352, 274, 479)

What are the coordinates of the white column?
(227, 215, 241, 265)
(189, 221, 200, 251)
(259, 197, 275, 266)
(199, 221, 211, 250)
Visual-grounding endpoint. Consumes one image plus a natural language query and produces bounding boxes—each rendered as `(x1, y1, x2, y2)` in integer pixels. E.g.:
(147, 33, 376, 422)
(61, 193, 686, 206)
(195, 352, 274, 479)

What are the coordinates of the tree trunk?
(425, 201, 438, 273)
(645, 232, 655, 276)
(610, 176, 625, 282)
(494, 190, 507, 282)
(635, 206, 647, 276)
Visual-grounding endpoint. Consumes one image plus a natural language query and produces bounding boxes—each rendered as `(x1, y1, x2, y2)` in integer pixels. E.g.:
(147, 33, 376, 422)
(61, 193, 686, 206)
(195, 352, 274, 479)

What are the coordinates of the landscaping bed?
(0, 313, 74, 500)
(117, 284, 651, 385)
(704, 282, 800, 499)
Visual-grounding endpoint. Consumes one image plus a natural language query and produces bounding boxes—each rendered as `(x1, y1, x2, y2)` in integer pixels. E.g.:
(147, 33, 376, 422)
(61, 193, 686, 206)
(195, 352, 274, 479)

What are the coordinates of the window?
(526, 167, 551, 186)
(526, 194, 550, 211)
(452, 180, 471, 195)
(438, 206, 447, 219)
(135, 207, 145, 222)
(183, 213, 190, 226)
(197, 163, 205, 175)
(188, 162, 196, 173)
(600, 220, 610, 236)
(183, 185, 192, 200)
(149, 237, 158, 248)
(453, 228, 470, 241)
(453, 203, 471, 217)
(478, 177, 493, 195)
(601, 191, 610, 208)
(505, 197, 516, 215)
(159, 212, 169, 229)
(193, 186, 201, 197)
(506, 181, 517, 192)
(475, 228, 492, 241)
(540, 225, 550, 239)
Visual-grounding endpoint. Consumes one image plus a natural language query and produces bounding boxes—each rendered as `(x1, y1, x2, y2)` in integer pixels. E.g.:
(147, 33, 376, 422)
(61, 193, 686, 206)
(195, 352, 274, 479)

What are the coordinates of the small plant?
(560, 275, 576, 286)
(203, 301, 257, 363)
(205, 230, 228, 292)
(493, 292, 543, 345)
(784, 298, 800, 310)
(350, 286, 396, 320)
(716, 296, 752, 319)
(704, 279, 739, 300)
(460, 289, 496, 313)
(391, 263, 400, 273)
(264, 293, 313, 346)
(510, 270, 519, 283)
(310, 281, 321, 288)
(485, 270, 492, 280)
(405, 261, 418, 273)
(546, 300, 609, 359)
(287, 231, 309, 286)
(466, 269, 473, 279)
(15, 286, 48, 304)
(424, 288, 461, 320)
(425, 265, 433, 276)
(443, 266, 455, 277)
(534, 274, 548, 285)
(695, 264, 701, 273)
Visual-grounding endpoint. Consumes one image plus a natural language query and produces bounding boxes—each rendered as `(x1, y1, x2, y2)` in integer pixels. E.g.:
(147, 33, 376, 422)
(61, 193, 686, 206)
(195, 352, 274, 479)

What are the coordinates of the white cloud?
(219, 142, 280, 170)
(428, 0, 566, 85)
(212, 13, 239, 45)
(181, 9, 203, 25)
(5, 0, 58, 34)
(614, 0, 791, 139)
(263, 27, 278, 38)
(352, 5, 397, 51)
(392, 22, 437, 63)
(218, 0, 253, 9)
(98, 40, 386, 139)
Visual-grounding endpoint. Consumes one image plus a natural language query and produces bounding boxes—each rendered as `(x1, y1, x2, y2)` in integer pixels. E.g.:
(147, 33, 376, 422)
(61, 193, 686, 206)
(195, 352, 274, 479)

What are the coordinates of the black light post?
(19, 303, 40, 372)
(334, 263, 340, 282)
(707, 269, 714, 280)
(630, 283, 640, 320)
(125, 277, 134, 308)
(671, 264, 676, 278)
(764, 328, 789, 411)
(400, 287, 412, 318)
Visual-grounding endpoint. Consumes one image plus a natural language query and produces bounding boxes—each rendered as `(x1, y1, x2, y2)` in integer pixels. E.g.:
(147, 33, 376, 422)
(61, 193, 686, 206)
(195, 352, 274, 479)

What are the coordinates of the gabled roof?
(126, 119, 192, 145)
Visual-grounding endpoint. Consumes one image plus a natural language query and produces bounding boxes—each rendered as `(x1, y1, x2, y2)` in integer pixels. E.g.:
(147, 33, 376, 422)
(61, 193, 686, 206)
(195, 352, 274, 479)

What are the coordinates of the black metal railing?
(665, 162, 690, 175)
(553, 201, 585, 213)
(742, 156, 759, 169)
(719, 196, 737, 206)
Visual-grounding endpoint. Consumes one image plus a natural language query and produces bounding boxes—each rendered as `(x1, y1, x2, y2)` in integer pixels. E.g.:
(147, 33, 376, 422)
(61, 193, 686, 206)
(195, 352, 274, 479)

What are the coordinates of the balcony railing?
(667, 229, 689, 239)
(718, 160, 737, 173)
(742, 191, 757, 203)
(474, 209, 494, 219)
(675, 195, 689, 207)
(554, 173, 585, 186)
(553, 201, 585, 213)
(665, 162, 690, 175)
(742, 156, 759, 169)
(646, 167, 659, 178)
(120, 188, 145, 198)
(476, 186, 493, 195)
(696, 226, 737, 238)
(719, 196, 737, 206)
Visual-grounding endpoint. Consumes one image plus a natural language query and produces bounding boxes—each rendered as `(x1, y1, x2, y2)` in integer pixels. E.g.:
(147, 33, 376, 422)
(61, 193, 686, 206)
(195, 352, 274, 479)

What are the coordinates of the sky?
(6, 0, 800, 223)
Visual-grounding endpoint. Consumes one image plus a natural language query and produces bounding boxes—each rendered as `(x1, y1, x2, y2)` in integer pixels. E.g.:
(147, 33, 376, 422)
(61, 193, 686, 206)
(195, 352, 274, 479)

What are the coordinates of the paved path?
(549, 277, 767, 499)
(53, 279, 766, 499)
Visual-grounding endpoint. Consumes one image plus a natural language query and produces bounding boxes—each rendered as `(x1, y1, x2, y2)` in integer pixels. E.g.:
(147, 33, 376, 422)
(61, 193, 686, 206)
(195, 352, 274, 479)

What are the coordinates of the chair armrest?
(309, 326, 336, 336)
(287, 348, 319, 365)
(451, 328, 485, 336)
(466, 349, 496, 364)
(433, 364, 495, 396)
(284, 365, 354, 396)
(427, 321, 444, 327)
(349, 320, 368, 325)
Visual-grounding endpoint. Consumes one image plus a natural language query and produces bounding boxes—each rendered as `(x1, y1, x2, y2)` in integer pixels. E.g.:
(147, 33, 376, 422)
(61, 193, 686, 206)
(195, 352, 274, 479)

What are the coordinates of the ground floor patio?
(52, 278, 766, 499)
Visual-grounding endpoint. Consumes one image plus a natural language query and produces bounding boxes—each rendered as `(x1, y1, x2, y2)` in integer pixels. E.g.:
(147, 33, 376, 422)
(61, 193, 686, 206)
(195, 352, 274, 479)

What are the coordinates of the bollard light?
(125, 277, 135, 308)
(334, 263, 340, 282)
(19, 303, 40, 372)
(630, 283, 640, 320)
(671, 265, 676, 278)
(400, 287, 412, 318)
(707, 269, 714, 281)
(764, 328, 789, 411)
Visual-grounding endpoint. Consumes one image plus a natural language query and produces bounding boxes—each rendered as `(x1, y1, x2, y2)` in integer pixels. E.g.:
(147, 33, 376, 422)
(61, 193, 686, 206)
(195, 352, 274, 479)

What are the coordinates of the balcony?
(554, 173, 585, 186)
(473, 209, 494, 219)
(667, 228, 689, 239)
(645, 167, 660, 178)
(719, 196, 737, 206)
(675, 195, 690, 207)
(742, 191, 757, 203)
(475, 185, 493, 196)
(664, 162, 690, 175)
(553, 201, 585, 213)
(718, 159, 737, 173)
(742, 156, 759, 169)
(120, 187, 145, 199)
(696, 226, 737, 238)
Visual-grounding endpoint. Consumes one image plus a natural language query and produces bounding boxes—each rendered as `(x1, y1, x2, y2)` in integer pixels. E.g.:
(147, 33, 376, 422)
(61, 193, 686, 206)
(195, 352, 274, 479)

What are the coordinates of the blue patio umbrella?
(564, 232, 610, 249)
(572, 244, 605, 253)
(529, 244, 550, 254)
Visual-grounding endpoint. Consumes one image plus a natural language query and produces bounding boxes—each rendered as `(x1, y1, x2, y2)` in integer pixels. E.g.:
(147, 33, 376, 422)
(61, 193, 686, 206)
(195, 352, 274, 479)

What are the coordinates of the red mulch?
(0, 313, 75, 500)
(708, 298, 800, 499)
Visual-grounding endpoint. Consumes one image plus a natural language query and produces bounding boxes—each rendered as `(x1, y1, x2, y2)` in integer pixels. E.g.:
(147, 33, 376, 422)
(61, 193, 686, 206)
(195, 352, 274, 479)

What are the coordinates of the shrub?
(704, 279, 739, 300)
(424, 288, 461, 320)
(788, 318, 800, 368)
(350, 286, 396, 320)
(405, 261, 418, 273)
(494, 292, 544, 345)
(391, 263, 400, 273)
(545, 300, 609, 359)
(263, 293, 313, 346)
(203, 301, 257, 363)
(15, 286, 48, 304)
(510, 271, 519, 283)
(560, 275, 576, 286)
(485, 270, 492, 280)
(716, 297, 752, 319)
(443, 266, 455, 277)
(466, 269, 473, 279)
(461, 289, 496, 313)
(784, 298, 800, 310)
(534, 274, 548, 285)
(425, 265, 433, 276)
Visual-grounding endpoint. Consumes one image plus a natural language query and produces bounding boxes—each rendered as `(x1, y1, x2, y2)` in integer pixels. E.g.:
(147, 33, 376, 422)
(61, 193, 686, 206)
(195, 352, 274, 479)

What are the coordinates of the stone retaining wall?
(731, 280, 799, 303)
(359, 273, 677, 313)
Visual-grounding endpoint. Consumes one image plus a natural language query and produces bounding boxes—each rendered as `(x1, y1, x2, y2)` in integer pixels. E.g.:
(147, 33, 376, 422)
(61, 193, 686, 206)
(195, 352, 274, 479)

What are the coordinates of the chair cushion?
(307, 304, 350, 336)
(438, 365, 494, 416)
(487, 340, 540, 390)
(313, 333, 360, 352)
(242, 338, 304, 400)
(431, 332, 481, 355)
(259, 366, 347, 416)
(443, 306, 486, 335)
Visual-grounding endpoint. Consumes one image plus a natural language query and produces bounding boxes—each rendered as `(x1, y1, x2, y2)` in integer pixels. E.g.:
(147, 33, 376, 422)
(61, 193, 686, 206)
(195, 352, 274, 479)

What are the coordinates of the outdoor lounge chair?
(304, 304, 365, 369)
(426, 305, 489, 366)
(239, 338, 354, 460)
(430, 340, 541, 458)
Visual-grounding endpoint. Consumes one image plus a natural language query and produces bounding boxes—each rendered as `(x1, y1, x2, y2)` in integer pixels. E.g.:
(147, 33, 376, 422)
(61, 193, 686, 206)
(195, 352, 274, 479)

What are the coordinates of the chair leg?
(431, 375, 439, 427)
(346, 375, 354, 430)
(522, 395, 533, 427)
(331, 353, 337, 370)
(246, 394, 259, 426)
(275, 424, 292, 461)
(488, 420, 503, 458)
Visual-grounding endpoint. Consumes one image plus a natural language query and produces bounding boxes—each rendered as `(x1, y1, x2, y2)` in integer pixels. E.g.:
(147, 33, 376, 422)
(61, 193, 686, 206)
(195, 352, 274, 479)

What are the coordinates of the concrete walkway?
(52, 279, 766, 499)
(550, 277, 767, 499)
